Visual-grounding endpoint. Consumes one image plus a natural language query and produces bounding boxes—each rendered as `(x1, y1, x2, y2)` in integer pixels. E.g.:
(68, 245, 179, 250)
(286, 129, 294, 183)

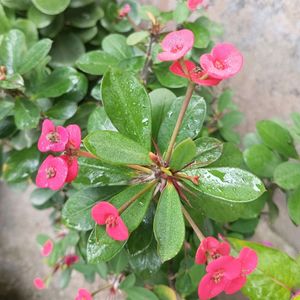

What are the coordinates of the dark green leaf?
(87, 106, 116, 133)
(0, 100, 14, 121)
(14, 99, 40, 130)
(288, 187, 300, 225)
(30, 188, 57, 206)
(27, 6, 55, 28)
(125, 287, 159, 300)
(102, 34, 133, 60)
(185, 23, 210, 49)
(46, 100, 77, 120)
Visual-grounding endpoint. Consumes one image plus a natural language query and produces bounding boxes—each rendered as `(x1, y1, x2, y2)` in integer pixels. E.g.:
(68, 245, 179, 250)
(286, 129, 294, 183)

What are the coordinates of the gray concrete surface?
(1, 1, 300, 299)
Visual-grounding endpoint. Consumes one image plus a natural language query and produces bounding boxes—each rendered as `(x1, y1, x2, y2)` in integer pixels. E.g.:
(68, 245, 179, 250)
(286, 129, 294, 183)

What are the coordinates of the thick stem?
(141, 35, 155, 84)
(91, 284, 112, 296)
(77, 150, 98, 159)
(126, 15, 140, 32)
(118, 181, 156, 214)
(181, 205, 205, 241)
(165, 82, 195, 164)
(127, 164, 153, 174)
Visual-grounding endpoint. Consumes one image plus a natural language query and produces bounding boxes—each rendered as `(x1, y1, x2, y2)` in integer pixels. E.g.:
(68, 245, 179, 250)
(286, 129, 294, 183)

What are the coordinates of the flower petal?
(61, 155, 79, 182)
(224, 276, 247, 294)
(76, 288, 93, 300)
(33, 277, 46, 290)
(106, 216, 129, 241)
(41, 239, 53, 257)
(91, 202, 119, 225)
(66, 124, 81, 150)
(238, 247, 258, 275)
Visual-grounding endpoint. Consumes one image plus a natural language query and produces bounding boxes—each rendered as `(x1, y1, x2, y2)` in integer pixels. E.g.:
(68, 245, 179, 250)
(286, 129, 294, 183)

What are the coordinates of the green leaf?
(14, 99, 40, 130)
(102, 34, 133, 60)
(119, 274, 136, 290)
(102, 69, 152, 149)
(153, 285, 177, 300)
(158, 95, 206, 153)
(0, 29, 27, 74)
(30, 188, 56, 206)
(0, 117, 16, 138)
(170, 138, 196, 171)
(87, 184, 154, 262)
(288, 187, 300, 225)
(217, 89, 236, 111)
(127, 31, 149, 46)
(229, 218, 259, 234)
(0, 100, 14, 121)
(3, 146, 40, 183)
(229, 238, 300, 300)
(18, 39, 52, 74)
(84, 131, 151, 166)
(62, 187, 123, 231)
(184, 23, 210, 49)
(125, 287, 159, 300)
(32, 0, 70, 15)
(256, 120, 298, 159)
(87, 106, 116, 133)
(149, 88, 176, 140)
(191, 137, 223, 168)
(274, 162, 300, 190)
(27, 6, 55, 28)
(76, 50, 118, 75)
(173, 2, 189, 23)
(46, 100, 77, 120)
(0, 4, 10, 34)
(243, 144, 282, 178)
(72, 157, 135, 189)
(0, 73, 24, 90)
(14, 19, 39, 47)
(118, 56, 146, 74)
(154, 184, 185, 262)
(184, 167, 265, 203)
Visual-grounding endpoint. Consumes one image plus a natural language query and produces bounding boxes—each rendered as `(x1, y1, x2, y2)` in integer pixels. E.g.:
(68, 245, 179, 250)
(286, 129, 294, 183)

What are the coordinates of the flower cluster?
(196, 237, 258, 300)
(75, 288, 92, 300)
(91, 202, 129, 241)
(36, 119, 81, 190)
(158, 30, 243, 86)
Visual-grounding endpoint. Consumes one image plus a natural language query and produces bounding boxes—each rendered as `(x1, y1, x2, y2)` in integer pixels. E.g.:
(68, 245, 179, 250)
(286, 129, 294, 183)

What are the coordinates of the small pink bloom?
(195, 236, 231, 265)
(91, 202, 129, 241)
(158, 30, 194, 61)
(64, 254, 79, 267)
(198, 256, 241, 300)
(33, 277, 46, 290)
(187, 0, 204, 11)
(293, 291, 300, 299)
(41, 239, 53, 257)
(224, 247, 258, 295)
(75, 288, 93, 300)
(36, 155, 68, 190)
(66, 125, 81, 150)
(38, 119, 68, 152)
(61, 155, 79, 183)
(200, 43, 243, 79)
(170, 60, 221, 86)
(119, 4, 131, 18)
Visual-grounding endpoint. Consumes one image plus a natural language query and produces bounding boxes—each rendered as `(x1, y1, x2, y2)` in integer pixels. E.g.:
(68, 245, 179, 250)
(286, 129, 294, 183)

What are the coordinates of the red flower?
(187, 0, 204, 11)
(200, 43, 243, 79)
(33, 277, 46, 290)
(158, 30, 194, 61)
(170, 60, 221, 86)
(38, 119, 68, 152)
(64, 254, 79, 267)
(36, 155, 68, 190)
(224, 247, 258, 294)
(91, 202, 129, 241)
(195, 237, 231, 265)
(198, 256, 241, 300)
(75, 288, 92, 300)
(41, 239, 53, 257)
(61, 155, 79, 183)
(65, 124, 81, 151)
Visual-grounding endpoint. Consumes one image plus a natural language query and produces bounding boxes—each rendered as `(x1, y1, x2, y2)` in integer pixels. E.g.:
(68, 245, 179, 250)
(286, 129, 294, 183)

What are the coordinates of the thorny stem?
(181, 205, 205, 242)
(91, 283, 113, 296)
(118, 181, 156, 214)
(141, 35, 155, 84)
(165, 82, 195, 164)
(126, 15, 140, 32)
(77, 150, 98, 159)
(127, 164, 153, 174)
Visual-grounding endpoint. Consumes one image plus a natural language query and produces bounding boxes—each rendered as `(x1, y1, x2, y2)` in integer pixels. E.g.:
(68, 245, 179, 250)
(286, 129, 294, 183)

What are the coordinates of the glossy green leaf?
(87, 184, 154, 262)
(185, 23, 210, 49)
(149, 88, 176, 140)
(13, 19, 38, 47)
(14, 99, 40, 130)
(46, 100, 77, 120)
(125, 287, 159, 300)
(154, 184, 185, 262)
(274, 162, 300, 190)
(30, 188, 56, 206)
(0, 73, 24, 90)
(87, 106, 116, 133)
(62, 187, 123, 231)
(76, 50, 118, 75)
(27, 6, 55, 28)
(84, 131, 151, 165)
(170, 138, 196, 171)
(191, 137, 223, 168)
(1, 0, 30, 10)
(18, 39, 52, 74)
(158, 95, 206, 153)
(118, 56, 146, 74)
(102, 69, 152, 149)
(256, 120, 298, 159)
(229, 238, 300, 300)
(32, 0, 70, 15)
(72, 157, 135, 189)
(0, 100, 14, 121)
(0, 117, 16, 138)
(102, 34, 133, 60)
(127, 31, 149, 45)
(39, 14, 64, 38)
(153, 285, 177, 300)
(288, 187, 300, 225)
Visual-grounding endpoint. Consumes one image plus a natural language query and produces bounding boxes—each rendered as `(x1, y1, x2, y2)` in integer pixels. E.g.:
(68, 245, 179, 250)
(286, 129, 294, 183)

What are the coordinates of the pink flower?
(195, 237, 231, 264)
(170, 60, 221, 86)
(66, 125, 81, 151)
(119, 4, 131, 18)
(187, 0, 204, 11)
(224, 247, 258, 295)
(61, 155, 79, 183)
(36, 155, 68, 190)
(200, 43, 243, 79)
(41, 239, 53, 257)
(64, 254, 79, 267)
(75, 288, 92, 300)
(198, 256, 241, 300)
(158, 30, 194, 61)
(91, 202, 129, 241)
(38, 119, 68, 152)
(33, 277, 46, 290)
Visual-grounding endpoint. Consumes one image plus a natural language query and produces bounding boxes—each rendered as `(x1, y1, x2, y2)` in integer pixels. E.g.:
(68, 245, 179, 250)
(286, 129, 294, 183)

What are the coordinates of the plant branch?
(127, 164, 153, 174)
(181, 205, 205, 242)
(141, 35, 155, 84)
(77, 150, 98, 159)
(165, 82, 195, 164)
(126, 15, 141, 32)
